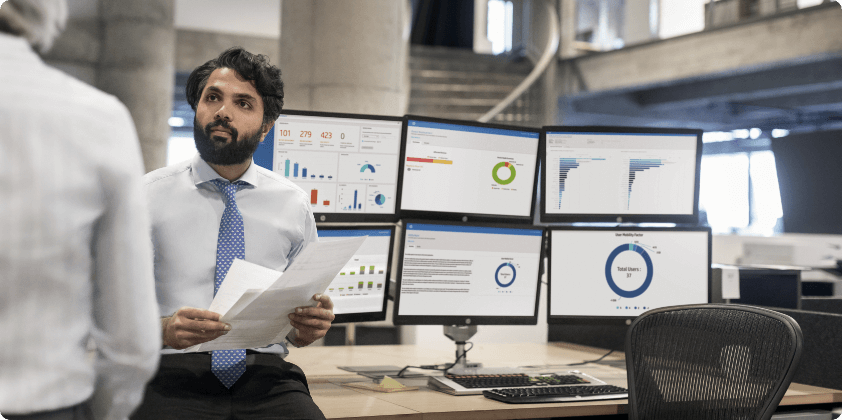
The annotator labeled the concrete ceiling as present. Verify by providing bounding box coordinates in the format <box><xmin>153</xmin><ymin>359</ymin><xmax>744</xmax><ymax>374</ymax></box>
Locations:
<box><xmin>557</xmin><ymin>3</ymin><xmax>842</xmax><ymax>134</ymax></box>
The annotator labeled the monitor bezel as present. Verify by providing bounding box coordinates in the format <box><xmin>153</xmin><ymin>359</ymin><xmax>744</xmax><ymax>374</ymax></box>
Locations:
<box><xmin>392</xmin><ymin>219</ymin><xmax>546</xmax><ymax>326</ymax></box>
<box><xmin>546</xmin><ymin>225</ymin><xmax>712</xmax><ymax>326</ymax></box>
<box><xmin>316</xmin><ymin>224</ymin><xmax>397</xmax><ymax>324</ymax></box>
<box><xmin>539</xmin><ymin>126</ymin><xmax>704</xmax><ymax>224</ymax></box>
<box><xmin>399</xmin><ymin>115</ymin><xmax>542</xmax><ymax>224</ymax></box>
<box><xmin>264</xmin><ymin>109</ymin><xmax>407</xmax><ymax>223</ymax></box>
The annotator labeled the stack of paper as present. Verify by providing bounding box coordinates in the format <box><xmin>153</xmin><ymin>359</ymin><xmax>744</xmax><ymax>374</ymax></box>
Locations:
<box><xmin>186</xmin><ymin>236</ymin><xmax>366</xmax><ymax>352</ymax></box>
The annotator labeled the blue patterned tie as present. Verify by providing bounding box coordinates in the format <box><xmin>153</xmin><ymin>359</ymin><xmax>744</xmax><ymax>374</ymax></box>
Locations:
<box><xmin>211</xmin><ymin>179</ymin><xmax>247</xmax><ymax>388</ymax></box>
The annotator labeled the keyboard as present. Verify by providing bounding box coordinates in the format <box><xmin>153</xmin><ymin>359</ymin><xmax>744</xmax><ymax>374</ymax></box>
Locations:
<box><xmin>448</xmin><ymin>373</ymin><xmax>588</xmax><ymax>389</ymax></box>
<box><xmin>427</xmin><ymin>371</ymin><xmax>602</xmax><ymax>396</ymax></box>
<box><xmin>483</xmin><ymin>384</ymin><xmax>629</xmax><ymax>404</ymax></box>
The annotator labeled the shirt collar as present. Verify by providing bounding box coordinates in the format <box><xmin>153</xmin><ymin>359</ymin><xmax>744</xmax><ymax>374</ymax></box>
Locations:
<box><xmin>190</xmin><ymin>153</ymin><xmax>259</xmax><ymax>188</ymax></box>
<box><xmin>0</xmin><ymin>33</ymin><xmax>40</xmax><ymax>65</ymax></box>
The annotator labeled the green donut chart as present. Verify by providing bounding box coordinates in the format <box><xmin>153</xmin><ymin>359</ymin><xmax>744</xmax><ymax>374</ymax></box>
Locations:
<box><xmin>492</xmin><ymin>161</ymin><xmax>516</xmax><ymax>185</ymax></box>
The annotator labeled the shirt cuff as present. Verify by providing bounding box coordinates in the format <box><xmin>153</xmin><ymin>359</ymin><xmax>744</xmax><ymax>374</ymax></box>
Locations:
<box><xmin>285</xmin><ymin>330</ymin><xmax>302</xmax><ymax>348</ymax></box>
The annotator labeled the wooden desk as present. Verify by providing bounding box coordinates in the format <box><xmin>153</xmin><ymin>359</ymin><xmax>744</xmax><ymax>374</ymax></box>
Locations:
<box><xmin>286</xmin><ymin>342</ymin><xmax>842</xmax><ymax>420</ymax></box>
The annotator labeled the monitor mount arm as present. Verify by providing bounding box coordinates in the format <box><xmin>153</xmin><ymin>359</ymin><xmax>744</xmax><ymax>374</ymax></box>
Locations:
<box><xmin>444</xmin><ymin>325</ymin><xmax>478</xmax><ymax>372</ymax></box>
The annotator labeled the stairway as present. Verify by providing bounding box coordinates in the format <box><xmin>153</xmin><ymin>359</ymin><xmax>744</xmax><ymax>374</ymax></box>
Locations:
<box><xmin>408</xmin><ymin>45</ymin><xmax>539</xmax><ymax>125</ymax></box>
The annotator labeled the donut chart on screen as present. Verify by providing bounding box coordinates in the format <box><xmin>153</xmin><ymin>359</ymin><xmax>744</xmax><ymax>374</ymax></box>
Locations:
<box><xmin>495</xmin><ymin>262</ymin><xmax>517</xmax><ymax>287</ymax></box>
<box><xmin>604</xmin><ymin>244</ymin><xmax>653</xmax><ymax>298</ymax></box>
<box><xmin>492</xmin><ymin>161</ymin><xmax>516</xmax><ymax>185</ymax></box>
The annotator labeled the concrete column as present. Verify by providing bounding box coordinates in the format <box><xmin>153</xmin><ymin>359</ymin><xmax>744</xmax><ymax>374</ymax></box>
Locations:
<box><xmin>558</xmin><ymin>0</ymin><xmax>577</xmax><ymax>59</ymax></box>
<box><xmin>41</xmin><ymin>0</ymin><xmax>100</xmax><ymax>86</ymax></box>
<box><xmin>524</xmin><ymin>0</ymin><xmax>559</xmax><ymax>125</ymax></box>
<box><xmin>556</xmin><ymin>0</ymin><xmax>582</xmax><ymax>124</ymax></box>
<box><xmin>281</xmin><ymin>0</ymin><xmax>410</xmax><ymax>115</ymax></box>
<box><xmin>473</xmin><ymin>0</ymin><xmax>493</xmax><ymax>54</ymax></box>
<box><xmin>623</xmin><ymin>0</ymin><xmax>654</xmax><ymax>47</ymax></box>
<box><xmin>97</xmin><ymin>0</ymin><xmax>175</xmax><ymax>172</ymax></box>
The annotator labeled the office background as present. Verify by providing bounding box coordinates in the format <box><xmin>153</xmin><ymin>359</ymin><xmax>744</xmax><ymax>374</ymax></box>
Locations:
<box><xmin>36</xmin><ymin>0</ymin><xmax>842</xmax><ymax>349</ymax></box>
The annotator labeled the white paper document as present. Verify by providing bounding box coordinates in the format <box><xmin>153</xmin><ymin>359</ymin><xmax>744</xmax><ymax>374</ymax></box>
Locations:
<box><xmin>185</xmin><ymin>236</ymin><xmax>366</xmax><ymax>352</ymax></box>
<box><xmin>721</xmin><ymin>267</ymin><xmax>741</xmax><ymax>300</ymax></box>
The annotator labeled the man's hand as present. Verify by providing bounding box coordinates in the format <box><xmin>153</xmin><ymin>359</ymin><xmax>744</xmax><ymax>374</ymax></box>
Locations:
<box><xmin>162</xmin><ymin>306</ymin><xmax>230</xmax><ymax>350</ymax></box>
<box><xmin>288</xmin><ymin>294</ymin><xmax>335</xmax><ymax>347</ymax></box>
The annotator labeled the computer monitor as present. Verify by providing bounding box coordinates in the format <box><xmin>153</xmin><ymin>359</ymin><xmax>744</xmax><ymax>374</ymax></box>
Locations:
<box><xmin>316</xmin><ymin>225</ymin><xmax>396</xmax><ymax>323</ymax></box>
<box><xmin>253</xmin><ymin>110</ymin><xmax>406</xmax><ymax>222</ymax></box>
<box><xmin>540</xmin><ymin>126</ymin><xmax>703</xmax><ymax>224</ymax></box>
<box><xmin>393</xmin><ymin>221</ymin><xmax>545</xmax><ymax>325</ymax></box>
<box><xmin>548</xmin><ymin>226</ymin><xmax>711</xmax><ymax>325</ymax></box>
<box><xmin>393</xmin><ymin>220</ymin><xmax>545</xmax><ymax>373</ymax></box>
<box><xmin>400</xmin><ymin>116</ymin><xmax>541</xmax><ymax>223</ymax></box>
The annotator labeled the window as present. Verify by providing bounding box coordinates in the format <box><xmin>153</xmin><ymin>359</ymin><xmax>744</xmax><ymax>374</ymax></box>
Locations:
<box><xmin>167</xmin><ymin>134</ymin><xmax>197</xmax><ymax>166</ymax></box>
<box><xmin>699</xmin><ymin>132</ymin><xmax>785</xmax><ymax>236</ymax></box>
<box><xmin>487</xmin><ymin>0</ymin><xmax>513</xmax><ymax>54</ymax></box>
<box><xmin>700</xmin><ymin>153</ymin><xmax>749</xmax><ymax>232</ymax></box>
<box><xmin>747</xmin><ymin>151</ymin><xmax>784</xmax><ymax>235</ymax></box>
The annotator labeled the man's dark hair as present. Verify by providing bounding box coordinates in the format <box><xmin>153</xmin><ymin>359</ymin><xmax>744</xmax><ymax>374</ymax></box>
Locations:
<box><xmin>185</xmin><ymin>47</ymin><xmax>284</xmax><ymax>126</ymax></box>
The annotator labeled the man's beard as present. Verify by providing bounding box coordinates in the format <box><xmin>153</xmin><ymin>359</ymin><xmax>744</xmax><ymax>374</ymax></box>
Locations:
<box><xmin>194</xmin><ymin>118</ymin><xmax>263</xmax><ymax>165</ymax></box>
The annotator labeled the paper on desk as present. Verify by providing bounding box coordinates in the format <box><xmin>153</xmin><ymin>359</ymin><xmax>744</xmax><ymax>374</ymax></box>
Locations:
<box><xmin>185</xmin><ymin>236</ymin><xmax>366</xmax><ymax>352</ymax></box>
<box><xmin>721</xmin><ymin>267</ymin><xmax>741</xmax><ymax>299</ymax></box>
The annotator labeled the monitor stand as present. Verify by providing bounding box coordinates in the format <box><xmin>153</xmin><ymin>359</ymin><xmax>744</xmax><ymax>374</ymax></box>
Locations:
<box><xmin>442</xmin><ymin>325</ymin><xmax>523</xmax><ymax>375</ymax></box>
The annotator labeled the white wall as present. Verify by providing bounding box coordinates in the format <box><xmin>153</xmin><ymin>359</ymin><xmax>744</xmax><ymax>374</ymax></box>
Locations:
<box><xmin>659</xmin><ymin>0</ymin><xmax>706</xmax><ymax>39</ymax></box>
<box><xmin>713</xmin><ymin>233</ymin><xmax>842</xmax><ymax>268</ymax></box>
<box><xmin>175</xmin><ymin>0</ymin><xmax>281</xmax><ymax>38</ymax></box>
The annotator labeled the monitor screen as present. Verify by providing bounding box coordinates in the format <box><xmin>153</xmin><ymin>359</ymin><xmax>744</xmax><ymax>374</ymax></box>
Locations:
<box><xmin>317</xmin><ymin>225</ymin><xmax>396</xmax><ymax>323</ymax></box>
<box><xmin>540</xmin><ymin>126</ymin><xmax>702</xmax><ymax>223</ymax></box>
<box><xmin>393</xmin><ymin>221</ymin><xmax>545</xmax><ymax>325</ymax></box>
<box><xmin>400</xmin><ymin>116</ymin><xmax>540</xmax><ymax>222</ymax></box>
<box><xmin>253</xmin><ymin>110</ymin><xmax>405</xmax><ymax>222</ymax></box>
<box><xmin>548</xmin><ymin>227</ymin><xmax>711</xmax><ymax>325</ymax></box>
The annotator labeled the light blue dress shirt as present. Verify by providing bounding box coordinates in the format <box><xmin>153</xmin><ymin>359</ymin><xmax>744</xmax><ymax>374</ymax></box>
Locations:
<box><xmin>143</xmin><ymin>153</ymin><xmax>318</xmax><ymax>356</ymax></box>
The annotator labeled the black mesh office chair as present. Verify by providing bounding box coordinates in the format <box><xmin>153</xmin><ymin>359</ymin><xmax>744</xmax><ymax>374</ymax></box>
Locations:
<box><xmin>625</xmin><ymin>304</ymin><xmax>803</xmax><ymax>420</ymax></box>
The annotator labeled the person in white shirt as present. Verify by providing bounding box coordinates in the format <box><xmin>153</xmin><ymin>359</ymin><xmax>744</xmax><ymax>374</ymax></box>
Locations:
<box><xmin>0</xmin><ymin>0</ymin><xmax>161</xmax><ymax>419</ymax></box>
<box><xmin>132</xmin><ymin>47</ymin><xmax>333</xmax><ymax>420</ymax></box>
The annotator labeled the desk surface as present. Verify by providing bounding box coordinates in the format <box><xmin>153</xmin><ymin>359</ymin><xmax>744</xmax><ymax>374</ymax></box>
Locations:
<box><xmin>287</xmin><ymin>342</ymin><xmax>842</xmax><ymax>420</ymax></box>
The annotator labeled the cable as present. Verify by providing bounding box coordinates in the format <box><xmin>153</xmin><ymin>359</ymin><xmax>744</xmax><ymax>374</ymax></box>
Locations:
<box><xmin>396</xmin><ymin>342</ymin><xmax>475</xmax><ymax>378</ymax></box>
<box><xmin>565</xmin><ymin>349</ymin><xmax>615</xmax><ymax>366</ymax></box>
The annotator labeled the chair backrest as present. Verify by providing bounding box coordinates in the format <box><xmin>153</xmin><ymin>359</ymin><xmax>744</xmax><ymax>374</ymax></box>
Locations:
<box><xmin>626</xmin><ymin>304</ymin><xmax>803</xmax><ymax>420</ymax></box>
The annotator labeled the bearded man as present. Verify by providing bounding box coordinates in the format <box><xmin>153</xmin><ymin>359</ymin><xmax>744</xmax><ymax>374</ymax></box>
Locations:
<box><xmin>134</xmin><ymin>47</ymin><xmax>332</xmax><ymax>420</ymax></box>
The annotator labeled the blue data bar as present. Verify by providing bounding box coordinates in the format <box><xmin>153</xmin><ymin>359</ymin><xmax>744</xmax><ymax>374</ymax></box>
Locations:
<box><xmin>547</xmin><ymin>132</ymin><xmax>697</xmax><ymax>137</ymax></box>
<box><xmin>408</xmin><ymin>120</ymin><xmax>539</xmax><ymax>139</ymax></box>
<box><xmin>318</xmin><ymin>229</ymin><xmax>392</xmax><ymax>238</ymax></box>
<box><xmin>406</xmin><ymin>223</ymin><xmax>543</xmax><ymax>236</ymax></box>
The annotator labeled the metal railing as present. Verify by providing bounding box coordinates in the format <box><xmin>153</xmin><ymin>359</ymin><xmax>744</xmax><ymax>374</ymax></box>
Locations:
<box><xmin>477</xmin><ymin>0</ymin><xmax>559</xmax><ymax>124</ymax></box>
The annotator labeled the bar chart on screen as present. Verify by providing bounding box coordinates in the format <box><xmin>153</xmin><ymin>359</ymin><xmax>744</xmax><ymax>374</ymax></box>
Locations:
<box><xmin>544</xmin><ymin>131</ymin><xmax>696</xmax><ymax>216</ymax></box>
<box><xmin>265</xmin><ymin>113</ymin><xmax>403</xmax><ymax>218</ymax></box>
<box><xmin>319</xmin><ymin>230</ymin><xmax>393</xmax><ymax>316</ymax></box>
<box><xmin>623</xmin><ymin>158</ymin><xmax>673</xmax><ymax>212</ymax></box>
<box><xmin>307</xmin><ymin>183</ymin><xmax>337</xmax><ymax>212</ymax></box>
<box><xmin>275</xmin><ymin>150</ymin><xmax>338</xmax><ymax>181</ymax></box>
<box><xmin>548</xmin><ymin>156</ymin><xmax>609</xmax><ymax>211</ymax></box>
<box><xmin>338</xmin><ymin>185</ymin><xmax>365</xmax><ymax>212</ymax></box>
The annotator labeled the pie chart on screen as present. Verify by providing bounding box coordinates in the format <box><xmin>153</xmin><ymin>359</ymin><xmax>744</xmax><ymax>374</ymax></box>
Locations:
<box><xmin>495</xmin><ymin>262</ymin><xmax>516</xmax><ymax>287</ymax></box>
